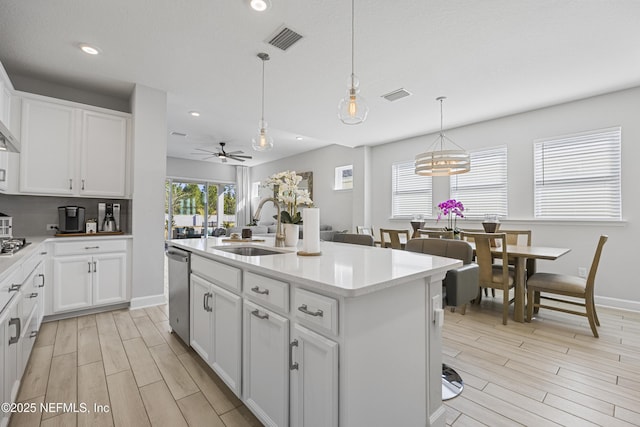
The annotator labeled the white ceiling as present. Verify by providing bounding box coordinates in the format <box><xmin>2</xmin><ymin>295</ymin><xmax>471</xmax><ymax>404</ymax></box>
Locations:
<box><xmin>1</xmin><ymin>0</ymin><xmax>639</xmax><ymax>167</ymax></box>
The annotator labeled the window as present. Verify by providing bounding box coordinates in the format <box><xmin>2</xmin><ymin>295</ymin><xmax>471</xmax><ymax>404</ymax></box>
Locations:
<box><xmin>334</xmin><ymin>165</ymin><xmax>353</xmax><ymax>190</ymax></box>
<box><xmin>391</xmin><ymin>161</ymin><xmax>432</xmax><ymax>218</ymax></box>
<box><xmin>534</xmin><ymin>127</ymin><xmax>621</xmax><ymax>219</ymax></box>
<box><xmin>165</xmin><ymin>179</ymin><xmax>237</xmax><ymax>239</ymax></box>
<box><xmin>450</xmin><ymin>146</ymin><xmax>508</xmax><ymax>219</ymax></box>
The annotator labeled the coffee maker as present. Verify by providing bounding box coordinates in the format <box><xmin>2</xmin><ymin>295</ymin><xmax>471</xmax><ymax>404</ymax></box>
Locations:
<box><xmin>98</xmin><ymin>203</ymin><xmax>121</xmax><ymax>232</ymax></box>
<box><xmin>58</xmin><ymin>206</ymin><xmax>86</xmax><ymax>233</ymax></box>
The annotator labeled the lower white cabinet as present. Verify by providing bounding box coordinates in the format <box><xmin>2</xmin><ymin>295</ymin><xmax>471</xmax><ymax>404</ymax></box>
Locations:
<box><xmin>290</xmin><ymin>323</ymin><xmax>339</xmax><ymax>427</ymax></box>
<box><xmin>52</xmin><ymin>250</ymin><xmax>127</xmax><ymax>313</ymax></box>
<box><xmin>243</xmin><ymin>299</ymin><xmax>289</xmax><ymax>427</ymax></box>
<box><xmin>3</xmin><ymin>301</ymin><xmax>20</xmax><ymax>422</ymax></box>
<box><xmin>190</xmin><ymin>274</ymin><xmax>242</xmax><ymax>395</ymax></box>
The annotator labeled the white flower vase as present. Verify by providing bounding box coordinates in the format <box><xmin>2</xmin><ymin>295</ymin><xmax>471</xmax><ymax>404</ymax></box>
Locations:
<box><xmin>283</xmin><ymin>224</ymin><xmax>299</xmax><ymax>247</ymax></box>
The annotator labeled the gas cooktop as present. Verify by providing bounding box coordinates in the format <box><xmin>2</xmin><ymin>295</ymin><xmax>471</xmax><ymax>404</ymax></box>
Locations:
<box><xmin>0</xmin><ymin>238</ymin><xmax>30</xmax><ymax>256</ymax></box>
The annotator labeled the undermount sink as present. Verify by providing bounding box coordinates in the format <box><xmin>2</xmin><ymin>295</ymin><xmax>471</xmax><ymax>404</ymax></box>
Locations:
<box><xmin>214</xmin><ymin>246</ymin><xmax>285</xmax><ymax>256</ymax></box>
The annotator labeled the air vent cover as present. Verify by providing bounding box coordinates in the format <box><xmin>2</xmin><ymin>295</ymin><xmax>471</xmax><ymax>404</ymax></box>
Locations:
<box><xmin>381</xmin><ymin>88</ymin><xmax>412</xmax><ymax>102</ymax></box>
<box><xmin>267</xmin><ymin>26</ymin><xmax>303</xmax><ymax>51</ymax></box>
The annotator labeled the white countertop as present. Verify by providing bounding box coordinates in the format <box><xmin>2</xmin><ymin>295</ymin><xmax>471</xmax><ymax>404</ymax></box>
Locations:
<box><xmin>0</xmin><ymin>234</ymin><xmax>133</xmax><ymax>282</ymax></box>
<box><xmin>168</xmin><ymin>237</ymin><xmax>462</xmax><ymax>297</ymax></box>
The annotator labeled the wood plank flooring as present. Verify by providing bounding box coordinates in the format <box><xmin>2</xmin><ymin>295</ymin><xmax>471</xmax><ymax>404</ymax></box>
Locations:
<box><xmin>9</xmin><ymin>297</ymin><xmax>640</xmax><ymax>426</ymax></box>
<box><xmin>443</xmin><ymin>295</ymin><xmax>640</xmax><ymax>426</ymax></box>
<box><xmin>9</xmin><ymin>305</ymin><xmax>262</xmax><ymax>427</ymax></box>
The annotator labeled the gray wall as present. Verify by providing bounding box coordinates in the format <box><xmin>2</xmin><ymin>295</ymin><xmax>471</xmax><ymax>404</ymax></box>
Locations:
<box><xmin>0</xmin><ymin>194</ymin><xmax>130</xmax><ymax>236</ymax></box>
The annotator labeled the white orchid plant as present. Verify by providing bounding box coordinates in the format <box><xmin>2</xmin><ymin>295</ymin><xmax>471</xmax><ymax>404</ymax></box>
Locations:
<box><xmin>263</xmin><ymin>170</ymin><xmax>314</xmax><ymax>224</ymax></box>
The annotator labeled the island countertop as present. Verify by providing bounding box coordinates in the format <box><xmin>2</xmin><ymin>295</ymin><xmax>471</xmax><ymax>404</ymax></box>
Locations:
<box><xmin>168</xmin><ymin>236</ymin><xmax>462</xmax><ymax>297</ymax></box>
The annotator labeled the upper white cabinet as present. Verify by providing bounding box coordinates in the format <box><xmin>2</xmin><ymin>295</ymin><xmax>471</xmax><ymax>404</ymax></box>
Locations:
<box><xmin>19</xmin><ymin>95</ymin><xmax>130</xmax><ymax>197</ymax></box>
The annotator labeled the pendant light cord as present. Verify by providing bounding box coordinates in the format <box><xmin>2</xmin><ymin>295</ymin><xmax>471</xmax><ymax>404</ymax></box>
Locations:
<box><xmin>261</xmin><ymin>58</ymin><xmax>265</xmax><ymax>122</ymax></box>
<box><xmin>350</xmin><ymin>0</ymin><xmax>355</xmax><ymax>86</ymax></box>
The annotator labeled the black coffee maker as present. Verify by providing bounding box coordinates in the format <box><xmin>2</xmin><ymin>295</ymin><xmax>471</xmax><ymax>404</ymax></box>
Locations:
<box><xmin>58</xmin><ymin>206</ymin><xmax>86</xmax><ymax>233</ymax></box>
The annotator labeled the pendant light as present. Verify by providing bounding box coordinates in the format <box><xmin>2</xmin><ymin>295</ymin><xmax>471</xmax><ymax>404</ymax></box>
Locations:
<box><xmin>252</xmin><ymin>52</ymin><xmax>274</xmax><ymax>152</ymax></box>
<box><xmin>415</xmin><ymin>97</ymin><xmax>470</xmax><ymax>176</ymax></box>
<box><xmin>338</xmin><ymin>0</ymin><xmax>368</xmax><ymax>125</ymax></box>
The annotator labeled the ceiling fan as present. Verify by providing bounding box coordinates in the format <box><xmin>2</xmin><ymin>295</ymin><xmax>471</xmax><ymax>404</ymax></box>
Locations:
<box><xmin>191</xmin><ymin>142</ymin><xmax>252</xmax><ymax>163</ymax></box>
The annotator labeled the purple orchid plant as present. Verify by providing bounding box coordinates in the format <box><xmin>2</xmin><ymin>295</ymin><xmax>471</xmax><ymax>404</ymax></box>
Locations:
<box><xmin>436</xmin><ymin>199</ymin><xmax>465</xmax><ymax>232</ymax></box>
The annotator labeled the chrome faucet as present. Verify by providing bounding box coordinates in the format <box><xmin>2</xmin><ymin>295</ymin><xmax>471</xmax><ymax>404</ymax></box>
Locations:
<box><xmin>254</xmin><ymin>197</ymin><xmax>285</xmax><ymax>247</ymax></box>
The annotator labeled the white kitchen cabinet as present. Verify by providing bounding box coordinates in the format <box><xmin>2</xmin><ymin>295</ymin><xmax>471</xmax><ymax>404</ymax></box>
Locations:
<box><xmin>3</xmin><ymin>301</ymin><xmax>20</xmax><ymax>414</ymax></box>
<box><xmin>19</xmin><ymin>95</ymin><xmax>130</xmax><ymax>197</ymax></box>
<box><xmin>190</xmin><ymin>273</ymin><xmax>242</xmax><ymax>396</ymax></box>
<box><xmin>0</xmin><ymin>151</ymin><xmax>7</xmax><ymax>192</ymax></box>
<box><xmin>0</xmin><ymin>311</ymin><xmax>5</xmax><ymax>427</ymax></box>
<box><xmin>0</xmin><ymin>71</ymin><xmax>11</xmax><ymax>128</ymax></box>
<box><xmin>51</xmin><ymin>239</ymin><xmax>128</xmax><ymax>313</ymax></box>
<box><xmin>290</xmin><ymin>323</ymin><xmax>338</xmax><ymax>427</ymax></box>
<box><xmin>243</xmin><ymin>299</ymin><xmax>289</xmax><ymax>427</ymax></box>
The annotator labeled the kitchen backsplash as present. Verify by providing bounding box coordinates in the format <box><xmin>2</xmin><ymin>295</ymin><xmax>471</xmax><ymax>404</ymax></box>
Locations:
<box><xmin>0</xmin><ymin>194</ymin><xmax>131</xmax><ymax>236</ymax></box>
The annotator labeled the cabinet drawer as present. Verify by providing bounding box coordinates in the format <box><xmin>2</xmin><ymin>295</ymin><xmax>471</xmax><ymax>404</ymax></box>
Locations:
<box><xmin>53</xmin><ymin>239</ymin><xmax>127</xmax><ymax>256</ymax></box>
<box><xmin>191</xmin><ymin>256</ymin><xmax>241</xmax><ymax>293</ymax></box>
<box><xmin>1</xmin><ymin>267</ymin><xmax>23</xmax><ymax>314</ymax></box>
<box><xmin>293</xmin><ymin>288</ymin><xmax>338</xmax><ymax>336</ymax></box>
<box><xmin>22</xmin><ymin>248</ymin><xmax>45</xmax><ymax>277</ymax></box>
<box><xmin>244</xmin><ymin>272</ymin><xmax>289</xmax><ymax>314</ymax></box>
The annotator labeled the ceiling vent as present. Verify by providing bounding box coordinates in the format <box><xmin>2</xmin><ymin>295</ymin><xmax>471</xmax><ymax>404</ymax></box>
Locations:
<box><xmin>381</xmin><ymin>88</ymin><xmax>412</xmax><ymax>102</ymax></box>
<box><xmin>266</xmin><ymin>26</ymin><xmax>303</xmax><ymax>51</ymax></box>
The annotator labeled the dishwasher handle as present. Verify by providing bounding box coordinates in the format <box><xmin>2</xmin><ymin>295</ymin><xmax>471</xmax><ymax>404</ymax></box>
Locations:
<box><xmin>166</xmin><ymin>250</ymin><xmax>189</xmax><ymax>263</ymax></box>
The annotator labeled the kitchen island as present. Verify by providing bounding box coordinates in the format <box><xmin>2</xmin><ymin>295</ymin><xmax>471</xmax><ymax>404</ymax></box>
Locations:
<box><xmin>168</xmin><ymin>237</ymin><xmax>461</xmax><ymax>427</ymax></box>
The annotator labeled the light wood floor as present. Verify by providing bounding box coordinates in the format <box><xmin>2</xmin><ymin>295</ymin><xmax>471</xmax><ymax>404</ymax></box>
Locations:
<box><xmin>9</xmin><ymin>297</ymin><xmax>640</xmax><ymax>427</ymax></box>
<box><xmin>443</xmin><ymin>295</ymin><xmax>640</xmax><ymax>426</ymax></box>
<box><xmin>9</xmin><ymin>305</ymin><xmax>262</xmax><ymax>427</ymax></box>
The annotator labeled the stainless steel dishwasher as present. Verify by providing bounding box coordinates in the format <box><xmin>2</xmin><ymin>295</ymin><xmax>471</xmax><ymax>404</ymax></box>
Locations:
<box><xmin>166</xmin><ymin>246</ymin><xmax>190</xmax><ymax>345</ymax></box>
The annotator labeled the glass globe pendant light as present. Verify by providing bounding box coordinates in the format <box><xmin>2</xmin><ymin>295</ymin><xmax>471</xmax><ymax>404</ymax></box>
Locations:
<box><xmin>338</xmin><ymin>0</ymin><xmax>368</xmax><ymax>125</ymax></box>
<box><xmin>415</xmin><ymin>97</ymin><xmax>470</xmax><ymax>176</ymax></box>
<box><xmin>252</xmin><ymin>53</ymin><xmax>274</xmax><ymax>151</ymax></box>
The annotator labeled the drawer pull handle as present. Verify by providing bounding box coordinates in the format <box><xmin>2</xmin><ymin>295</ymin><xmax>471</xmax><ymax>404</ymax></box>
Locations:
<box><xmin>251</xmin><ymin>286</ymin><xmax>269</xmax><ymax>295</ymax></box>
<box><xmin>9</xmin><ymin>284</ymin><xmax>21</xmax><ymax>292</ymax></box>
<box><xmin>93</xmin><ymin>261</ymin><xmax>97</xmax><ymax>273</ymax></box>
<box><xmin>298</xmin><ymin>304</ymin><xmax>323</xmax><ymax>317</ymax></box>
<box><xmin>30</xmin><ymin>330</ymin><xmax>38</xmax><ymax>338</ymax></box>
<box><xmin>85</xmin><ymin>246</ymin><xmax>100</xmax><ymax>250</ymax></box>
<box><xmin>251</xmin><ymin>309</ymin><xmax>269</xmax><ymax>320</ymax></box>
<box><xmin>69</xmin><ymin>178</ymin><xmax>73</xmax><ymax>190</ymax></box>
<box><xmin>8</xmin><ymin>318</ymin><xmax>20</xmax><ymax>345</ymax></box>
<box><xmin>81</xmin><ymin>179</ymin><xmax>85</xmax><ymax>190</ymax></box>
<box><xmin>88</xmin><ymin>262</ymin><xmax>92</xmax><ymax>273</ymax></box>
<box><xmin>29</xmin><ymin>292</ymin><xmax>38</xmax><ymax>298</ymax></box>
<box><xmin>289</xmin><ymin>339</ymin><xmax>299</xmax><ymax>370</ymax></box>
<box><xmin>40</xmin><ymin>251</ymin><xmax>48</xmax><ymax>255</ymax></box>
<box><xmin>204</xmin><ymin>292</ymin><xmax>213</xmax><ymax>312</ymax></box>
<box><xmin>38</xmin><ymin>273</ymin><xmax>45</xmax><ymax>288</ymax></box>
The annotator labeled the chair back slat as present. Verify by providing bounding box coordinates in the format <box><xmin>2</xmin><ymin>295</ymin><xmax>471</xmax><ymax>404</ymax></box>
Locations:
<box><xmin>586</xmin><ymin>235</ymin><xmax>608</xmax><ymax>293</ymax></box>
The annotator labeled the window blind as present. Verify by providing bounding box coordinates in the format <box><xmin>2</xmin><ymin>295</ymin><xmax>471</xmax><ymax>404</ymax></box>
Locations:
<box><xmin>450</xmin><ymin>146</ymin><xmax>508</xmax><ymax>218</ymax></box>
<box><xmin>392</xmin><ymin>161</ymin><xmax>432</xmax><ymax>218</ymax></box>
<box><xmin>534</xmin><ymin>127</ymin><xmax>621</xmax><ymax>219</ymax></box>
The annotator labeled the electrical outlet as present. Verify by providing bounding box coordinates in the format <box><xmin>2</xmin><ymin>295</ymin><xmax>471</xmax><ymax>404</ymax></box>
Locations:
<box><xmin>46</xmin><ymin>224</ymin><xmax>58</xmax><ymax>231</ymax></box>
<box><xmin>578</xmin><ymin>267</ymin><xmax>587</xmax><ymax>278</ymax></box>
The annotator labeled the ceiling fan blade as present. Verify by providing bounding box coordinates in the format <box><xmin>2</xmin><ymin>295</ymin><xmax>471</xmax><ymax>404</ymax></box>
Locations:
<box><xmin>225</xmin><ymin>150</ymin><xmax>243</xmax><ymax>155</ymax></box>
<box><xmin>230</xmin><ymin>155</ymin><xmax>252</xmax><ymax>159</ymax></box>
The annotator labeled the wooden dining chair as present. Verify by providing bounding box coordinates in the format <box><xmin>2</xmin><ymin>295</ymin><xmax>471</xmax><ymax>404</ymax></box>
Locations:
<box><xmin>379</xmin><ymin>229</ymin><xmax>410</xmax><ymax>250</ymax></box>
<box><xmin>418</xmin><ymin>228</ymin><xmax>455</xmax><ymax>239</ymax></box>
<box><xmin>356</xmin><ymin>226</ymin><xmax>380</xmax><ymax>246</ymax></box>
<box><xmin>461</xmin><ymin>231</ymin><xmax>515</xmax><ymax>325</ymax></box>
<box><xmin>527</xmin><ymin>235</ymin><xmax>608</xmax><ymax>337</ymax></box>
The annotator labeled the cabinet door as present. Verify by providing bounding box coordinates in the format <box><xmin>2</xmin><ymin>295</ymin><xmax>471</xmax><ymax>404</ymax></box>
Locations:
<box><xmin>190</xmin><ymin>275</ymin><xmax>212</xmax><ymax>362</ymax></box>
<box><xmin>290</xmin><ymin>324</ymin><xmax>339</xmax><ymax>427</ymax></box>
<box><xmin>20</xmin><ymin>98</ymin><xmax>77</xmax><ymax>195</ymax></box>
<box><xmin>4</xmin><ymin>303</ymin><xmax>20</xmax><ymax>407</ymax></box>
<box><xmin>80</xmin><ymin>110</ymin><xmax>128</xmax><ymax>197</ymax></box>
<box><xmin>93</xmin><ymin>252</ymin><xmax>127</xmax><ymax>306</ymax></box>
<box><xmin>0</xmin><ymin>151</ymin><xmax>7</xmax><ymax>192</ymax></box>
<box><xmin>210</xmin><ymin>283</ymin><xmax>242</xmax><ymax>396</ymax></box>
<box><xmin>0</xmin><ymin>312</ymin><xmax>5</xmax><ymax>425</ymax></box>
<box><xmin>243</xmin><ymin>300</ymin><xmax>289</xmax><ymax>427</ymax></box>
<box><xmin>52</xmin><ymin>255</ymin><xmax>92</xmax><ymax>312</ymax></box>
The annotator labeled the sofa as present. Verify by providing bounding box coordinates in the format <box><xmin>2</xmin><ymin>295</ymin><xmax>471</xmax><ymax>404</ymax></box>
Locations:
<box><xmin>226</xmin><ymin>222</ymin><xmax>337</xmax><ymax>241</ymax></box>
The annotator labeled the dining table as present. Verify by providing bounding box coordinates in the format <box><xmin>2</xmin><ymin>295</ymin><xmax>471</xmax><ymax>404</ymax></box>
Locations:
<box><xmin>469</xmin><ymin>242</ymin><xmax>571</xmax><ymax>322</ymax></box>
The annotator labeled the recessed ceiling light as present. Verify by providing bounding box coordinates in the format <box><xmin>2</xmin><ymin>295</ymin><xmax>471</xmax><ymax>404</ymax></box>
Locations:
<box><xmin>189</xmin><ymin>111</ymin><xmax>200</xmax><ymax>117</ymax></box>
<box><xmin>250</xmin><ymin>0</ymin><xmax>271</xmax><ymax>12</ymax></box>
<box><xmin>296</xmin><ymin>136</ymin><xmax>303</xmax><ymax>141</ymax></box>
<box><xmin>79</xmin><ymin>43</ymin><xmax>100</xmax><ymax>55</ymax></box>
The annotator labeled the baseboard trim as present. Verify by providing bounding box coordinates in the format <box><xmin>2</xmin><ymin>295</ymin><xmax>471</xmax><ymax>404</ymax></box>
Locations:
<box><xmin>596</xmin><ymin>296</ymin><xmax>640</xmax><ymax>313</ymax></box>
<box><xmin>129</xmin><ymin>294</ymin><xmax>167</xmax><ymax>309</ymax></box>
<box><xmin>43</xmin><ymin>302</ymin><xmax>130</xmax><ymax>322</ymax></box>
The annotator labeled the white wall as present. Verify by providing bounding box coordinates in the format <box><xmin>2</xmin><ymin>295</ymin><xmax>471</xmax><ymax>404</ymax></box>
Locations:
<box><xmin>250</xmin><ymin>144</ymin><xmax>363</xmax><ymax>232</ymax></box>
<box><xmin>371</xmin><ymin>86</ymin><xmax>640</xmax><ymax>309</ymax></box>
<box><xmin>166</xmin><ymin>156</ymin><xmax>236</xmax><ymax>183</ymax></box>
<box><xmin>130</xmin><ymin>84</ymin><xmax>167</xmax><ymax>307</ymax></box>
